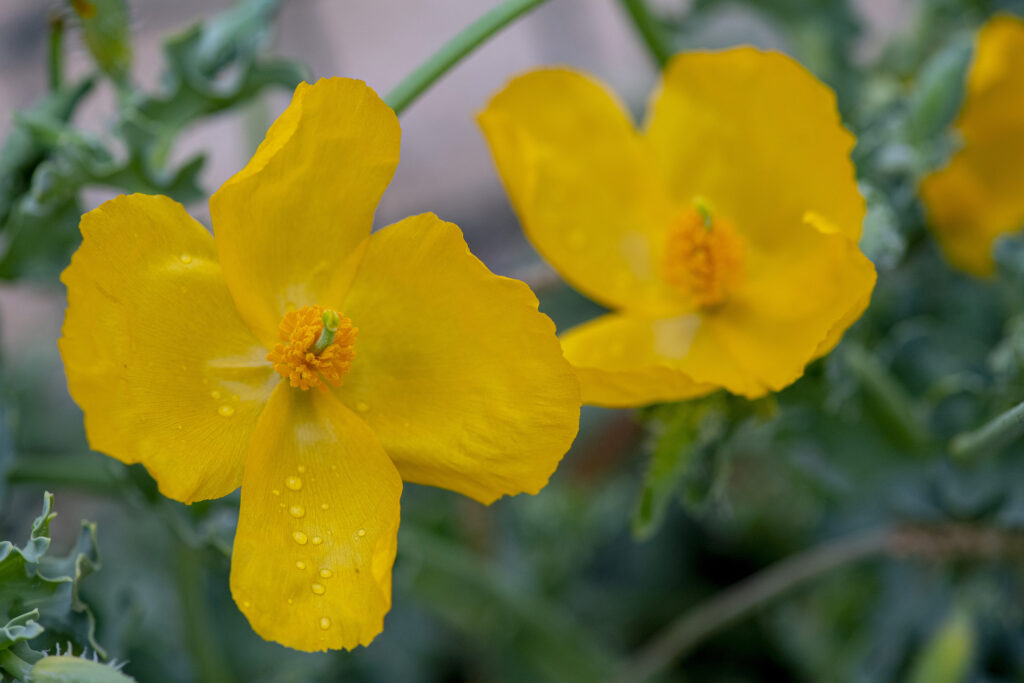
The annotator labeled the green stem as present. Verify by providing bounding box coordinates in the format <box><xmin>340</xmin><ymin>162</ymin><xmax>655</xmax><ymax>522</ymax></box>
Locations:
<box><xmin>611</xmin><ymin>528</ymin><xmax>892</xmax><ymax>683</ymax></box>
<box><xmin>844</xmin><ymin>345</ymin><xmax>930</xmax><ymax>449</ymax></box>
<box><xmin>385</xmin><ymin>0</ymin><xmax>552</xmax><ymax>115</ymax></box>
<box><xmin>0</xmin><ymin>648</ymin><xmax>34</xmax><ymax>680</ymax></box>
<box><xmin>618</xmin><ymin>0</ymin><xmax>673</xmax><ymax>68</ymax></box>
<box><xmin>47</xmin><ymin>12</ymin><xmax>65</xmax><ymax>91</ymax></box>
<box><xmin>175</xmin><ymin>542</ymin><xmax>236</xmax><ymax>683</ymax></box>
<box><xmin>951</xmin><ymin>399</ymin><xmax>1024</xmax><ymax>460</ymax></box>
<box><xmin>7</xmin><ymin>452</ymin><xmax>127</xmax><ymax>496</ymax></box>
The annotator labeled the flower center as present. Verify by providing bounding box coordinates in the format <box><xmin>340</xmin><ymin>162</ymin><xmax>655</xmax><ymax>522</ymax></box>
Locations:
<box><xmin>267</xmin><ymin>305</ymin><xmax>357</xmax><ymax>391</ymax></box>
<box><xmin>661</xmin><ymin>203</ymin><xmax>746</xmax><ymax>309</ymax></box>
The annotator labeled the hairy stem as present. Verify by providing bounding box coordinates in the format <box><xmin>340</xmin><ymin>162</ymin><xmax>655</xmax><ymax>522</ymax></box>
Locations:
<box><xmin>951</xmin><ymin>399</ymin><xmax>1024</xmax><ymax>460</ymax></box>
<box><xmin>613</xmin><ymin>523</ymin><xmax>1024</xmax><ymax>682</ymax></box>
<box><xmin>385</xmin><ymin>0</ymin><xmax>551</xmax><ymax>115</ymax></box>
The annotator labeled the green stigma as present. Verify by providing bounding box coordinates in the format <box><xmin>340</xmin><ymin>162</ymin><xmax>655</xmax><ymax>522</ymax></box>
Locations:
<box><xmin>693</xmin><ymin>197</ymin><xmax>713</xmax><ymax>230</ymax></box>
<box><xmin>311</xmin><ymin>310</ymin><xmax>342</xmax><ymax>355</ymax></box>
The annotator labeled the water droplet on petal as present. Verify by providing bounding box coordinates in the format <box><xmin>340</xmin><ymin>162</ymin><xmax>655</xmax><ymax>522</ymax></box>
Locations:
<box><xmin>319</xmin><ymin>568</ymin><xmax>332</xmax><ymax>578</ymax></box>
<box><xmin>311</xmin><ymin>583</ymin><xmax>325</xmax><ymax>595</ymax></box>
<box><xmin>297</xmin><ymin>465</ymin><xmax>307</xmax><ymax>474</ymax></box>
<box><xmin>311</xmin><ymin>536</ymin><xmax>323</xmax><ymax>545</ymax></box>
<box><xmin>356</xmin><ymin>401</ymin><xmax>369</xmax><ymax>412</ymax></box>
<box><xmin>292</xmin><ymin>531</ymin><xmax>308</xmax><ymax>545</ymax></box>
<box><xmin>319</xmin><ymin>617</ymin><xmax>331</xmax><ymax>630</ymax></box>
<box><xmin>210</xmin><ymin>390</ymin><xmax>221</xmax><ymax>400</ymax></box>
<box><xmin>242</xmin><ymin>599</ymin><xmax>251</xmax><ymax>608</ymax></box>
<box><xmin>320</xmin><ymin>503</ymin><xmax>329</xmax><ymax>510</ymax></box>
<box><xmin>272</xmin><ymin>489</ymin><xmax>280</xmax><ymax>496</ymax></box>
<box><xmin>218</xmin><ymin>405</ymin><xmax>234</xmax><ymax>417</ymax></box>
<box><xmin>285</xmin><ymin>476</ymin><xmax>302</xmax><ymax>491</ymax></box>
<box><xmin>179</xmin><ymin>253</ymin><xmax>192</xmax><ymax>264</ymax></box>
<box><xmin>295</xmin><ymin>560</ymin><xmax>306</xmax><ymax>570</ymax></box>
<box><xmin>357</xmin><ymin>528</ymin><xmax>366</xmax><ymax>537</ymax></box>
<box><xmin>289</xmin><ymin>505</ymin><xmax>305</xmax><ymax>519</ymax></box>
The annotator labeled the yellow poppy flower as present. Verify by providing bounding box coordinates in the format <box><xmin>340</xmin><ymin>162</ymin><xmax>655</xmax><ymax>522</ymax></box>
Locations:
<box><xmin>920</xmin><ymin>14</ymin><xmax>1024</xmax><ymax>277</ymax></box>
<box><xmin>478</xmin><ymin>48</ymin><xmax>877</xmax><ymax>407</ymax></box>
<box><xmin>59</xmin><ymin>78</ymin><xmax>580</xmax><ymax>651</ymax></box>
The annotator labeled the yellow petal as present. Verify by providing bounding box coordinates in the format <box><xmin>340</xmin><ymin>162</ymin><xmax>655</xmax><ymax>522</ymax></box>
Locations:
<box><xmin>560</xmin><ymin>313</ymin><xmax>747</xmax><ymax>407</ymax></box>
<box><xmin>333</xmin><ymin>213</ymin><xmax>580</xmax><ymax>504</ymax></box>
<box><xmin>706</xmin><ymin>218</ymin><xmax>877</xmax><ymax>392</ymax></box>
<box><xmin>210</xmin><ymin>78</ymin><xmax>401</xmax><ymax>346</ymax></box>
<box><xmin>231</xmin><ymin>384</ymin><xmax>402</xmax><ymax>652</ymax></box>
<box><xmin>645</xmin><ymin>48</ymin><xmax>864</xmax><ymax>249</ymax></box>
<box><xmin>920</xmin><ymin>15</ymin><xmax>1024</xmax><ymax>277</ymax></box>
<box><xmin>562</xmin><ymin>218</ymin><xmax>875</xmax><ymax>406</ymax></box>
<box><xmin>59</xmin><ymin>194</ymin><xmax>275</xmax><ymax>503</ymax></box>
<box><xmin>478</xmin><ymin>68</ymin><xmax>680</xmax><ymax>315</ymax></box>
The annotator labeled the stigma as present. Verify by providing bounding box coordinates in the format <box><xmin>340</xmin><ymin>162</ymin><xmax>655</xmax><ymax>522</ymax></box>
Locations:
<box><xmin>661</xmin><ymin>203</ymin><xmax>746</xmax><ymax>309</ymax></box>
<box><xmin>267</xmin><ymin>306</ymin><xmax>357</xmax><ymax>391</ymax></box>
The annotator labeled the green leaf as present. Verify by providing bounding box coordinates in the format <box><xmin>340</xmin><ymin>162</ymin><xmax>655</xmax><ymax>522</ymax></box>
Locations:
<box><xmin>906</xmin><ymin>34</ymin><xmax>973</xmax><ymax>150</ymax></box>
<box><xmin>907</xmin><ymin>605</ymin><xmax>974</xmax><ymax>683</ymax></box>
<box><xmin>0</xmin><ymin>611</ymin><xmax>43</xmax><ymax>651</ymax></box>
<box><xmin>0</xmin><ymin>493</ymin><xmax>104</xmax><ymax>658</ymax></box>
<box><xmin>633</xmin><ymin>394</ymin><xmax>734</xmax><ymax>539</ymax></box>
<box><xmin>0</xmin><ymin>78</ymin><xmax>93</xmax><ymax>225</ymax></box>
<box><xmin>69</xmin><ymin>0</ymin><xmax>133</xmax><ymax>82</ymax></box>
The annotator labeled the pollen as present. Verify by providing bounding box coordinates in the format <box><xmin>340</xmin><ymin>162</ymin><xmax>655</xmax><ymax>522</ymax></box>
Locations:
<box><xmin>267</xmin><ymin>305</ymin><xmax>357</xmax><ymax>391</ymax></box>
<box><xmin>661</xmin><ymin>205</ymin><xmax>746</xmax><ymax>308</ymax></box>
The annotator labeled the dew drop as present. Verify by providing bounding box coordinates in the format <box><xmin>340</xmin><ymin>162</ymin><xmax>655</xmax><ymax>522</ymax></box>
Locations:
<box><xmin>242</xmin><ymin>599</ymin><xmax>251</xmax><ymax>608</ymax></box>
<box><xmin>210</xmin><ymin>390</ymin><xmax>221</xmax><ymax>400</ymax></box>
<box><xmin>330</xmin><ymin>465</ymin><xmax>337</xmax><ymax>471</ymax></box>
<box><xmin>356</xmin><ymin>401</ymin><xmax>370</xmax><ymax>413</ymax></box>
<box><xmin>319</xmin><ymin>617</ymin><xmax>331</xmax><ymax>630</ymax></box>
<box><xmin>292</xmin><ymin>531</ymin><xmax>308</xmax><ymax>545</ymax></box>
<box><xmin>319</xmin><ymin>568</ymin><xmax>333</xmax><ymax>578</ymax></box>
<box><xmin>357</xmin><ymin>528</ymin><xmax>366</xmax><ymax>538</ymax></box>
<box><xmin>287</xmin><ymin>598</ymin><xmax>293</xmax><ymax>605</ymax></box>
<box><xmin>175</xmin><ymin>424</ymin><xmax>183</xmax><ymax>430</ymax></box>
<box><xmin>272</xmin><ymin>489</ymin><xmax>280</xmax><ymax>496</ymax></box>
<box><xmin>289</xmin><ymin>505</ymin><xmax>305</xmax><ymax>519</ymax></box>
<box><xmin>285</xmin><ymin>476</ymin><xmax>302</xmax><ymax>491</ymax></box>
<box><xmin>311</xmin><ymin>536</ymin><xmax>323</xmax><ymax>545</ymax></box>
<box><xmin>218</xmin><ymin>405</ymin><xmax>235</xmax><ymax>417</ymax></box>
<box><xmin>320</xmin><ymin>503</ymin><xmax>329</xmax><ymax>510</ymax></box>
<box><xmin>295</xmin><ymin>560</ymin><xmax>306</xmax><ymax>570</ymax></box>
<box><xmin>311</xmin><ymin>583</ymin><xmax>325</xmax><ymax>595</ymax></box>
<box><xmin>297</xmin><ymin>465</ymin><xmax>307</xmax><ymax>474</ymax></box>
<box><xmin>179</xmin><ymin>253</ymin><xmax>192</xmax><ymax>264</ymax></box>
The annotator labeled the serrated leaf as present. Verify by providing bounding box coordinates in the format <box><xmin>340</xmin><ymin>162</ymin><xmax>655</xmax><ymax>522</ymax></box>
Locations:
<box><xmin>0</xmin><ymin>611</ymin><xmax>43</xmax><ymax>651</ymax></box>
<box><xmin>0</xmin><ymin>78</ymin><xmax>93</xmax><ymax>225</ymax></box>
<box><xmin>0</xmin><ymin>493</ymin><xmax>103</xmax><ymax>657</ymax></box>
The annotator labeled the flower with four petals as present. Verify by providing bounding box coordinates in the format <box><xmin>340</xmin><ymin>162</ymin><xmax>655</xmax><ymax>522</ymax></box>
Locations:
<box><xmin>59</xmin><ymin>78</ymin><xmax>580</xmax><ymax>651</ymax></box>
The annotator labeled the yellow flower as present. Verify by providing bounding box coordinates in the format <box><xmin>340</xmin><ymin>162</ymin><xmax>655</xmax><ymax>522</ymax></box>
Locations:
<box><xmin>920</xmin><ymin>14</ymin><xmax>1024</xmax><ymax>277</ymax></box>
<box><xmin>478</xmin><ymin>48</ymin><xmax>877</xmax><ymax>407</ymax></box>
<box><xmin>59</xmin><ymin>78</ymin><xmax>580</xmax><ymax>651</ymax></box>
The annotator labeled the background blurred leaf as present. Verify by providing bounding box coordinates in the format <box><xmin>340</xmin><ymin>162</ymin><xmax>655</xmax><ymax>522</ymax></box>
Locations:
<box><xmin>907</xmin><ymin>604</ymin><xmax>975</xmax><ymax>683</ymax></box>
<box><xmin>68</xmin><ymin>0</ymin><xmax>132</xmax><ymax>83</ymax></box>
